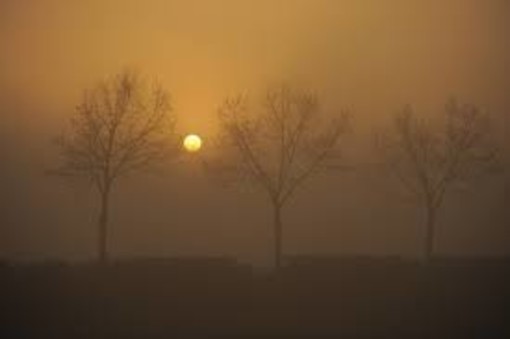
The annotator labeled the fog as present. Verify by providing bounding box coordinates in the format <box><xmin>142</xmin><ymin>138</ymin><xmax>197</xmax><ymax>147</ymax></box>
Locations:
<box><xmin>0</xmin><ymin>0</ymin><xmax>509</xmax><ymax>264</ymax></box>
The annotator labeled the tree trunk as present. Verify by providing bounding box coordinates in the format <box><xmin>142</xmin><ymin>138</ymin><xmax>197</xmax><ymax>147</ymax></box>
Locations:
<box><xmin>98</xmin><ymin>187</ymin><xmax>110</xmax><ymax>264</ymax></box>
<box><xmin>424</xmin><ymin>203</ymin><xmax>436</xmax><ymax>264</ymax></box>
<box><xmin>273</xmin><ymin>203</ymin><xmax>283</xmax><ymax>272</ymax></box>
<box><xmin>423</xmin><ymin>201</ymin><xmax>438</xmax><ymax>338</ymax></box>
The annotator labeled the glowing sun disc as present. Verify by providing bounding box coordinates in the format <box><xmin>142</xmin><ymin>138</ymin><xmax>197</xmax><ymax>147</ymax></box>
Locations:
<box><xmin>183</xmin><ymin>134</ymin><xmax>202</xmax><ymax>152</ymax></box>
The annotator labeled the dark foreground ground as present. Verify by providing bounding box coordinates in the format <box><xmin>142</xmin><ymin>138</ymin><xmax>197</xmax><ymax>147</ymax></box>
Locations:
<box><xmin>1</xmin><ymin>256</ymin><xmax>509</xmax><ymax>338</ymax></box>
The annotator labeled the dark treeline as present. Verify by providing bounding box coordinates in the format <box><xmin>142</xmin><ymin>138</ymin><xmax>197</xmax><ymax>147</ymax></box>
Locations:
<box><xmin>1</xmin><ymin>257</ymin><xmax>509</xmax><ymax>338</ymax></box>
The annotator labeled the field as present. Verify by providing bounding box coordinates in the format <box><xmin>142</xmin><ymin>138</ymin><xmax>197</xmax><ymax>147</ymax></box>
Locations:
<box><xmin>1</xmin><ymin>257</ymin><xmax>509</xmax><ymax>338</ymax></box>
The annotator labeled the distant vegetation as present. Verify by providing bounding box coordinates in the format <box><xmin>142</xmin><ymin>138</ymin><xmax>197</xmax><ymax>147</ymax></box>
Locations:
<box><xmin>376</xmin><ymin>99</ymin><xmax>498</xmax><ymax>262</ymax></box>
<box><xmin>53</xmin><ymin>70</ymin><xmax>178</xmax><ymax>264</ymax></box>
<box><xmin>207</xmin><ymin>85</ymin><xmax>350</xmax><ymax>270</ymax></box>
<box><xmin>52</xmin><ymin>69</ymin><xmax>503</xmax><ymax>271</ymax></box>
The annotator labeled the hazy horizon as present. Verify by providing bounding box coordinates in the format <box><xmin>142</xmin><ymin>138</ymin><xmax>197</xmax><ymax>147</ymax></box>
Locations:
<box><xmin>1</xmin><ymin>0</ymin><xmax>509</xmax><ymax>265</ymax></box>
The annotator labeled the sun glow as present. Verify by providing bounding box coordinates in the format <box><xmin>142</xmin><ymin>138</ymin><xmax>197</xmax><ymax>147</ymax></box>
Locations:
<box><xmin>183</xmin><ymin>134</ymin><xmax>202</xmax><ymax>152</ymax></box>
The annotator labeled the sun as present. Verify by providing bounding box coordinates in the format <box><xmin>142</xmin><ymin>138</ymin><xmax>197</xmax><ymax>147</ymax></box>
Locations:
<box><xmin>183</xmin><ymin>134</ymin><xmax>202</xmax><ymax>152</ymax></box>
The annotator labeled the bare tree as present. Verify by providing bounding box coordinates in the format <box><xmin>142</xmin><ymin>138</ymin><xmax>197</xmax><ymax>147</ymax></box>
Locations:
<box><xmin>53</xmin><ymin>70</ymin><xmax>177</xmax><ymax>263</ymax></box>
<box><xmin>376</xmin><ymin>99</ymin><xmax>497</xmax><ymax>262</ymax></box>
<box><xmin>207</xmin><ymin>86</ymin><xmax>350</xmax><ymax>270</ymax></box>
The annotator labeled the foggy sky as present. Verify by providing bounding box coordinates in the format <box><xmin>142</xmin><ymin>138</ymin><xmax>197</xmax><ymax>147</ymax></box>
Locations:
<box><xmin>1</xmin><ymin>0</ymin><xmax>509</xmax><ymax>264</ymax></box>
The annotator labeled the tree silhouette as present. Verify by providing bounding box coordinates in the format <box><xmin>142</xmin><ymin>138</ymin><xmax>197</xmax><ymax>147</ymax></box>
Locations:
<box><xmin>208</xmin><ymin>86</ymin><xmax>350</xmax><ymax>270</ymax></box>
<box><xmin>376</xmin><ymin>99</ymin><xmax>497</xmax><ymax>262</ymax></box>
<box><xmin>53</xmin><ymin>70</ymin><xmax>176</xmax><ymax>263</ymax></box>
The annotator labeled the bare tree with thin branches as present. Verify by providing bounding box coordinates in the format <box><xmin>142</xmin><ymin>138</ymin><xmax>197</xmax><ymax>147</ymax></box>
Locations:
<box><xmin>53</xmin><ymin>70</ymin><xmax>177</xmax><ymax>263</ymax></box>
<box><xmin>207</xmin><ymin>86</ymin><xmax>350</xmax><ymax>270</ymax></box>
<box><xmin>376</xmin><ymin>99</ymin><xmax>497</xmax><ymax>262</ymax></box>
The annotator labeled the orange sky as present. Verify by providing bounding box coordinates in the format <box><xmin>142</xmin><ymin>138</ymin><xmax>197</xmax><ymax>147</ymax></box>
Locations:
<box><xmin>1</xmin><ymin>0</ymin><xmax>509</xmax><ymax>131</ymax></box>
<box><xmin>0</xmin><ymin>0</ymin><xmax>508</xmax><ymax>263</ymax></box>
